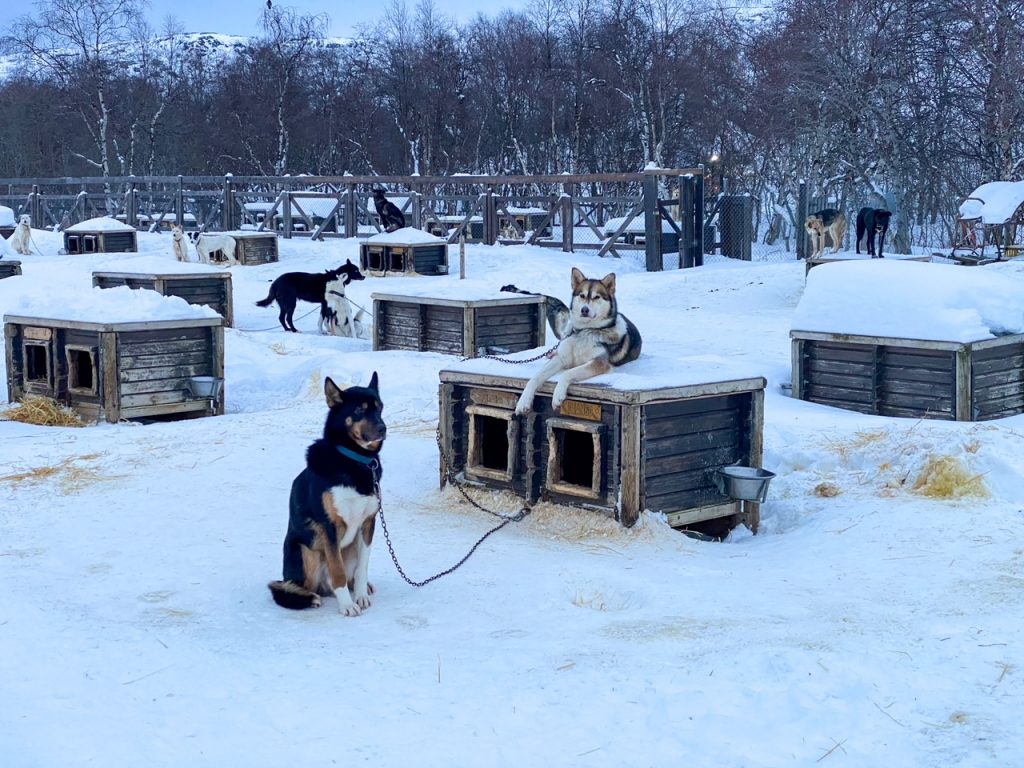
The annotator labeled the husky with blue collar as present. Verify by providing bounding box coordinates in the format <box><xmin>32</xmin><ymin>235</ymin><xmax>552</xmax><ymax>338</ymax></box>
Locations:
<box><xmin>268</xmin><ymin>373</ymin><xmax>386</xmax><ymax>615</ymax></box>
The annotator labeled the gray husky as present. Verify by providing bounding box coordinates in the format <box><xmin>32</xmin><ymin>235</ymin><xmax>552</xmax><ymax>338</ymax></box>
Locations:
<box><xmin>503</xmin><ymin>267</ymin><xmax>642</xmax><ymax>414</ymax></box>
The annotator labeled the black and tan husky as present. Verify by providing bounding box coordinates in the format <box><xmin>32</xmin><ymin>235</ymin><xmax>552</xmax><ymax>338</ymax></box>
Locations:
<box><xmin>268</xmin><ymin>373</ymin><xmax>386</xmax><ymax>615</ymax></box>
<box><xmin>504</xmin><ymin>267</ymin><xmax>642</xmax><ymax>415</ymax></box>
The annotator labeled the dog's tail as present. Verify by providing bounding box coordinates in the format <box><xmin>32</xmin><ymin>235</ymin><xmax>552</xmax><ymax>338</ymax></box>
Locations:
<box><xmin>255</xmin><ymin>285</ymin><xmax>276</xmax><ymax>308</ymax></box>
<box><xmin>268</xmin><ymin>580</ymin><xmax>321</xmax><ymax>610</ymax></box>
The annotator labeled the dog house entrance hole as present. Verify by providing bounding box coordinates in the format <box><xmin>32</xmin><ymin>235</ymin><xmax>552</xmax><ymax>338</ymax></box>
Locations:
<box><xmin>389</xmin><ymin>247</ymin><xmax>406</xmax><ymax>272</ymax></box>
<box><xmin>24</xmin><ymin>341</ymin><xmax>51</xmax><ymax>384</ymax></box>
<box><xmin>366</xmin><ymin>247</ymin><xmax>385</xmax><ymax>271</ymax></box>
<box><xmin>66</xmin><ymin>346</ymin><xmax>97</xmax><ymax>393</ymax></box>
<box><xmin>546</xmin><ymin>417</ymin><xmax>604</xmax><ymax>498</ymax></box>
<box><xmin>466</xmin><ymin>405</ymin><xmax>517</xmax><ymax>481</ymax></box>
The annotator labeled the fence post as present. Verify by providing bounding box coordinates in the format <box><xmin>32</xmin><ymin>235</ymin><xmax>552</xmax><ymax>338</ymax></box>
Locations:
<box><xmin>561</xmin><ymin>180</ymin><xmax>574</xmax><ymax>253</ymax></box>
<box><xmin>30</xmin><ymin>185</ymin><xmax>41</xmax><ymax>227</ymax></box>
<box><xmin>345</xmin><ymin>184</ymin><xmax>357</xmax><ymax>238</ymax></box>
<box><xmin>797</xmin><ymin>181</ymin><xmax>808</xmax><ymax>260</ymax></box>
<box><xmin>283</xmin><ymin>190</ymin><xmax>293</xmax><ymax>239</ymax></box>
<box><xmin>693</xmin><ymin>171</ymin><xmax>705</xmax><ymax>267</ymax></box>
<box><xmin>643</xmin><ymin>171</ymin><xmax>662</xmax><ymax>272</ymax></box>
<box><xmin>411</xmin><ymin>187</ymin><xmax>422</xmax><ymax>230</ymax></box>
<box><xmin>126</xmin><ymin>178</ymin><xmax>137</xmax><ymax>228</ymax></box>
<box><xmin>679</xmin><ymin>175</ymin><xmax>694</xmax><ymax>268</ymax></box>
<box><xmin>483</xmin><ymin>186</ymin><xmax>498</xmax><ymax>245</ymax></box>
<box><xmin>176</xmin><ymin>176</ymin><xmax>185</xmax><ymax>227</ymax></box>
<box><xmin>222</xmin><ymin>175</ymin><xmax>234</xmax><ymax>231</ymax></box>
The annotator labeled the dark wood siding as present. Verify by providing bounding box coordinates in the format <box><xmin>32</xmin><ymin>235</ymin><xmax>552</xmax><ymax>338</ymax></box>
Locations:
<box><xmin>102</xmin><ymin>231</ymin><xmax>137</xmax><ymax>252</ymax></box>
<box><xmin>474</xmin><ymin>304</ymin><xmax>542</xmax><ymax>353</ymax></box>
<box><xmin>972</xmin><ymin>341</ymin><xmax>1024</xmax><ymax>420</ymax></box>
<box><xmin>164</xmin><ymin>278</ymin><xmax>231</xmax><ymax>324</ymax></box>
<box><xmin>642</xmin><ymin>393</ymin><xmax>752</xmax><ymax>513</ymax></box>
<box><xmin>877</xmin><ymin>345</ymin><xmax>955</xmax><ymax>419</ymax></box>
<box><xmin>421</xmin><ymin>305</ymin><xmax>464</xmax><ymax>354</ymax></box>
<box><xmin>117</xmin><ymin>326</ymin><xmax>215</xmax><ymax>409</ymax></box>
<box><xmin>411</xmin><ymin>244</ymin><xmax>447</xmax><ymax>275</ymax></box>
<box><xmin>0</xmin><ymin>261</ymin><xmax>22</xmax><ymax>279</ymax></box>
<box><xmin>799</xmin><ymin>340</ymin><xmax>877</xmax><ymax>414</ymax></box>
<box><xmin>377</xmin><ymin>301</ymin><xmax>422</xmax><ymax>351</ymax></box>
<box><xmin>235</xmin><ymin>233</ymin><xmax>278</xmax><ymax>265</ymax></box>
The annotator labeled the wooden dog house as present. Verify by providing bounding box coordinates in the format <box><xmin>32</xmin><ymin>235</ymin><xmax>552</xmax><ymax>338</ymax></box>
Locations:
<box><xmin>438</xmin><ymin>357</ymin><xmax>767</xmax><ymax>534</ymax></box>
<box><xmin>360</xmin><ymin>228</ymin><xmax>448</xmax><ymax>276</ymax></box>
<box><xmin>372</xmin><ymin>291</ymin><xmax>546</xmax><ymax>357</ymax></box>
<box><xmin>791</xmin><ymin>259</ymin><xmax>1024</xmax><ymax>420</ymax></box>
<box><xmin>500</xmin><ymin>206</ymin><xmax>553</xmax><ymax>238</ymax></box>
<box><xmin>225</xmin><ymin>231</ymin><xmax>279</xmax><ymax>266</ymax></box>
<box><xmin>4</xmin><ymin>292</ymin><xmax>225</xmax><ymax>423</ymax></box>
<box><xmin>63</xmin><ymin>216</ymin><xmax>138</xmax><ymax>254</ymax></box>
<box><xmin>92</xmin><ymin>264</ymin><xmax>234</xmax><ymax>326</ymax></box>
<box><xmin>0</xmin><ymin>260</ymin><xmax>22</xmax><ymax>280</ymax></box>
<box><xmin>0</xmin><ymin>205</ymin><xmax>15</xmax><ymax>240</ymax></box>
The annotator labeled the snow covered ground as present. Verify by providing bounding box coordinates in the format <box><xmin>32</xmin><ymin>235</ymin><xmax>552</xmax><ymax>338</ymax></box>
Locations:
<box><xmin>2</xmin><ymin>226</ymin><xmax>1023</xmax><ymax>767</ymax></box>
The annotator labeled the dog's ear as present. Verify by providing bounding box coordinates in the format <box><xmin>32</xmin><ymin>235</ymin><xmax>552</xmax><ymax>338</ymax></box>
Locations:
<box><xmin>600</xmin><ymin>273</ymin><xmax>616</xmax><ymax>295</ymax></box>
<box><xmin>571</xmin><ymin>267</ymin><xmax>586</xmax><ymax>290</ymax></box>
<box><xmin>324</xmin><ymin>377</ymin><xmax>346</xmax><ymax>408</ymax></box>
<box><xmin>367</xmin><ymin>371</ymin><xmax>379</xmax><ymax>394</ymax></box>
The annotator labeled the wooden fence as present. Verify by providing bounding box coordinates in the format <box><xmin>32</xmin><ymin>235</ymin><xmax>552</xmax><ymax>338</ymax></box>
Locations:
<box><xmin>0</xmin><ymin>169</ymin><xmax>705</xmax><ymax>271</ymax></box>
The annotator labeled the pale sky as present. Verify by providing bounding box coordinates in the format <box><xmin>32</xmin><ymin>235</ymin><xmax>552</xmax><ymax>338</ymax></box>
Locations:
<box><xmin>2</xmin><ymin>0</ymin><xmax>524</xmax><ymax>38</ymax></box>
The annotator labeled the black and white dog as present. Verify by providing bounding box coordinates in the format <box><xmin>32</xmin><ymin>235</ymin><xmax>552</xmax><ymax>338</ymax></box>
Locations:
<box><xmin>322</xmin><ymin>266</ymin><xmax>370</xmax><ymax>338</ymax></box>
<box><xmin>855</xmin><ymin>207</ymin><xmax>892</xmax><ymax>258</ymax></box>
<box><xmin>256</xmin><ymin>259</ymin><xmax>364</xmax><ymax>333</ymax></box>
<box><xmin>372</xmin><ymin>188</ymin><xmax>406</xmax><ymax>233</ymax></box>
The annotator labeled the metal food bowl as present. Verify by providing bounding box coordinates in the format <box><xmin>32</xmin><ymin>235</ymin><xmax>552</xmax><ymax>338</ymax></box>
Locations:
<box><xmin>714</xmin><ymin>466</ymin><xmax>776</xmax><ymax>503</ymax></box>
<box><xmin>187</xmin><ymin>375</ymin><xmax>224</xmax><ymax>400</ymax></box>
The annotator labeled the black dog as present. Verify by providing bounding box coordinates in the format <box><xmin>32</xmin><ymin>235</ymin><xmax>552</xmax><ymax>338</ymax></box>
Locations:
<box><xmin>268</xmin><ymin>373</ymin><xmax>386</xmax><ymax>614</ymax></box>
<box><xmin>856</xmin><ymin>207</ymin><xmax>892</xmax><ymax>258</ymax></box>
<box><xmin>372</xmin><ymin>188</ymin><xmax>406</xmax><ymax>232</ymax></box>
<box><xmin>255</xmin><ymin>259</ymin><xmax>364</xmax><ymax>333</ymax></box>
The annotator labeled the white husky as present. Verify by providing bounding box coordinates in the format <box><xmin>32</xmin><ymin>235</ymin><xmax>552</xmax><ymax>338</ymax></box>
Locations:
<box><xmin>195</xmin><ymin>232</ymin><xmax>237</xmax><ymax>266</ymax></box>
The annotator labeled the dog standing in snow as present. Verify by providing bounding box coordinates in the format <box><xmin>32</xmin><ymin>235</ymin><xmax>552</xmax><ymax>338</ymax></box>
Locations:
<box><xmin>171</xmin><ymin>225</ymin><xmax>191</xmax><ymax>262</ymax></box>
<box><xmin>195</xmin><ymin>232</ymin><xmax>238</xmax><ymax>266</ymax></box>
<box><xmin>322</xmin><ymin>275</ymin><xmax>371</xmax><ymax>339</ymax></box>
<box><xmin>10</xmin><ymin>214</ymin><xmax>33</xmax><ymax>256</ymax></box>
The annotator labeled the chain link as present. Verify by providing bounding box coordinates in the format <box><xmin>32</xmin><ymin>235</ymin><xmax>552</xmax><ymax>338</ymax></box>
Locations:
<box><xmin>374</xmin><ymin>432</ymin><xmax>531</xmax><ymax>587</ymax></box>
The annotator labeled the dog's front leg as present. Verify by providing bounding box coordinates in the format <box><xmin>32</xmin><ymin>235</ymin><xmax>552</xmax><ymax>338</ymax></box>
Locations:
<box><xmin>551</xmin><ymin>358</ymin><xmax>612</xmax><ymax>410</ymax></box>
<box><xmin>350</xmin><ymin>516</ymin><xmax>375</xmax><ymax>609</ymax></box>
<box><xmin>515</xmin><ymin>356</ymin><xmax>565</xmax><ymax>415</ymax></box>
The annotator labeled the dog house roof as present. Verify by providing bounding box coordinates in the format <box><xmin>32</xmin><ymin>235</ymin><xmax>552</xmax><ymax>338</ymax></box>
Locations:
<box><xmin>603</xmin><ymin>215</ymin><xmax>674</xmax><ymax>234</ymax></box>
<box><xmin>791</xmin><ymin>259</ymin><xmax>1024</xmax><ymax>343</ymax></box>
<box><xmin>365</xmin><ymin>227</ymin><xmax>445</xmax><ymax>245</ymax></box>
<box><xmin>958</xmin><ymin>181</ymin><xmax>1024</xmax><ymax>225</ymax></box>
<box><xmin>0</xmin><ymin>205</ymin><xmax>14</xmax><ymax>227</ymax></box>
<box><xmin>65</xmin><ymin>216</ymin><xmax>137</xmax><ymax>233</ymax></box>
<box><xmin>3</xmin><ymin>282</ymin><xmax>221</xmax><ymax>324</ymax></box>
<box><xmin>441</xmin><ymin>349</ymin><xmax>766</xmax><ymax>399</ymax></box>
<box><xmin>92</xmin><ymin>255</ymin><xmax>225</xmax><ymax>276</ymax></box>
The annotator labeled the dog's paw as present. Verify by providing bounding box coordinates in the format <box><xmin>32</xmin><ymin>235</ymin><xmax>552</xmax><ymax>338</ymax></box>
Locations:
<box><xmin>338</xmin><ymin>600</ymin><xmax>362</xmax><ymax>617</ymax></box>
<box><xmin>355</xmin><ymin>594</ymin><xmax>372</xmax><ymax>610</ymax></box>
<box><xmin>311</xmin><ymin>594</ymin><xmax>322</xmax><ymax>608</ymax></box>
<box><xmin>367</xmin><ymin>582</ymin><xmax>376</xmax><ymax>595</ymax></box>
<box><xmin>514</xmin><ymin>399</ymin><xmax>533</xmax><ymax>416</ymax></box>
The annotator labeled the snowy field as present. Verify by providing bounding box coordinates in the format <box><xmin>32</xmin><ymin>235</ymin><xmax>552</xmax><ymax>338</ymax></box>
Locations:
<box><xmin>2</xmin><ymin>226</ymin><xmax>1024</xmax><ymax>767</ymax></box>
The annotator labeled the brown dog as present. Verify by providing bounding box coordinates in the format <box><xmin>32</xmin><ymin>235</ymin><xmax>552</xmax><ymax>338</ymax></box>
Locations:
<box><xmin>805</xmin><ymin>208</ymin><xmax>846</xmax><ymax>258</ymax></box>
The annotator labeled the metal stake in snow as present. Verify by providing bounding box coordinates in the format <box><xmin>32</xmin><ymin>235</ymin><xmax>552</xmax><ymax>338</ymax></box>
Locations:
<box><xmin>459</xmin><ymin>232</ymin><xmax>466</xmax><ymax>279</ymax></box>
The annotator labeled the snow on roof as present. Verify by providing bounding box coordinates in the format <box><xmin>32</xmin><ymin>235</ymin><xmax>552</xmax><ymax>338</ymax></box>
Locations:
<box><xmin>65</xmin><ymin>216</ymin><xmax>137</xmax><ymax>233</ymax></box>
<box><xmin>0</xmin><ymin>206</ymin><xmax>14</xmax><ymax>227</ymax></box>
<box><xmin>365</xmin><ymin>227</ymin><xmax>445</xmax><ymax>245</ymax></box>
<box><xmin>791</xmin><ymin>259</ymin><xmax>1024</xmax><ymax>343</ymax></box>
<box><xmin>603</xmin><ymin>215</ymin><xmax>673</xmax><ymax>234</ymax></box>
<box><xmin>442</xmin><ymin>349</ymin><xmax>766</xmax><ymax>393</ymax></box>
<box><xmin>92</xmin><ymin>255</ymin><xmax>225</xmax><ymax>276</ymax></box>
<box><xmin>3</xmin><ymin>283</ymin><xmax>221</xmax><ymax>324</ymax></box>
<box><xmin>506</xmin><ymin>207</ymin><xmax>549</xmax><ymax>215</ymax></box>
<box><xmin>958</xmin><ymin>181</ymin><xmax>1024</xmax><ymax>224</ymax></box>
<box><xmin>244</xmin><ymin>199</ymin><xmax>342</xmax><ymax>218</ymax></box>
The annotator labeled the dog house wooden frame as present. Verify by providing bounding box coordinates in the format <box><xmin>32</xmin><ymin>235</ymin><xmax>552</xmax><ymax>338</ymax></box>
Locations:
<box><xmin>0</xmin><ymin>260</ymin><xmax>22</xmax><ymax>280</ymax></box>
<box><xmin>372</xmin><ymin>292</ymin><xmax>547</xmax><ymax>357</ymax></box>
<box><xmin>92</xmin><ymin>270</ymin><xmax>234</xmax><ymax>327</ymax></box>
<box><xmin>63</xmin><ymin>218</ymin><xmax>137</xmax><ymax>254</ymax></box>
<box><xmin>360</xmin><ymin>231</ymin><xmax>448</xmax><ymax>276</ymax></box>
<box><xmin>230</xmin><ymin>231</ymin><xmax>279</xmax><ymax>265</ymax></box>
<box><xmin>5</xmin><ymin>314</ymin><xmax>225</xmax><ymax>423</ymax></box>
<box><xmin>791</xmin><ymin>330</ymin><xmax>1024</xmax><ymax>420</ymax></box>
<box><xmin>439</xmin><ymin>369</ymin><xmax>767</xmax><ymax>533</ymax></box>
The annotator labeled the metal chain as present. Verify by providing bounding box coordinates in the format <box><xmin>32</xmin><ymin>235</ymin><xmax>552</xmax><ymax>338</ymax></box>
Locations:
<box><xmin>373</xmin><ymin>430</ymin><xmax>531</xmax><ymax>588</ymax></box>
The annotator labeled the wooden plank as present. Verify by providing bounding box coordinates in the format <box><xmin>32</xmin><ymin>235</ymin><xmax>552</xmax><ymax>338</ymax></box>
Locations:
<box><xmin>805</xmin><ymin>358</ymin><xmax>875</xmax><ymax>377</ymax></box>
<box><xmin>878</xmin><ymin>390</ymin><xmax>953</xmax><ymax>411</ymax></box>
<box><xmin>646</xmin><ymin>486</ymin><xmax>725</xmax><ymax>512</ymax></box>
<box><xmin>878</xmin><ymin>403</ymin><xmax>956</xmax><ymax>420</ymax></box>
<box><xmin>804</xmin><ymin>371</ymin><xmax>876</xmax><ymax>390</ymax></box>
<box><xmin>805</xmin><ymin>343</ymin><xmax>877</xmax><ymax>364</ymax></box>
<box><xmin>120</xmin><ymin>363</ymin><xmax>212</xmax><ymax>383</ymax></box>
<box><xmin>100</xmin><ymin>331</ymin><xmax>119</xmax><ymax>423</ymax></box>
<box><xmin>644</xmin><ymin>393</ymin><xmax>744</xmax><ymax>419</ymax></box>
<box><xmin>881</xmin><ymin>349</ymin><xmax>955</xmax><ymax>371</ymax></box>
<box><xmin>644</xmin><ymin>409</ymin><xmax>741</xmax><ymax>439</ymax></box>
<box><xmin>878</xmin><ymin>378</ymin><xmax>955</xmax><ymax>397</ymax></box>
<box><xmin>120</xmin><ymin>350</ymin><xmax>211</xmax><ymax>369</ymax></box>
<box><xmin>619</xmin><ymin>404</ymin><xmax>641</xmax><ymax>527</ymax></box>
<box><xmin>645</xmin><ymin>445</ymin><xmax>741</xmax><ymax>476</ymax></box>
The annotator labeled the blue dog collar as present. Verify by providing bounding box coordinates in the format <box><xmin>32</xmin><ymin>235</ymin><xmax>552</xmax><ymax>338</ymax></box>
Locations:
<box><xmin>336</xmin><ymin>444</ymin><xmax>378</xmax><ymax>465</ymax></box>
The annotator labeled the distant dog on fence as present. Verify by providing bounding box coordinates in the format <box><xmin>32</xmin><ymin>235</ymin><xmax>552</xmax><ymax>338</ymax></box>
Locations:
<box><xmin>171</xmin><ymin>225</ymin><xmax>190</xmax><ymax>262</ymax></box>
<box><xmin>256</xmin><ymin>260</ymin><xmax>363</xmax><ymax>333</ymax></box>
<box><xmin>372</xmin><ymin>188</ymin><xmax>405</xmax><ymax>233</ymax></box>
<box><xmin>195</xmin><ymin>232</ymin><xmax>237</xmax><ymax>266</ymax></box>
<box><xmin>855</xmin><ymin>207</ymin><xmax>892</xmax><ymax>258</ymax></box>
<box><xmin>10</xmin><ymin>214</ymin><xmax>32</xmax><ymax>256</ymax></box>
<box><xmin>804</xmin><ymin>208</ymin><xmax>846</xmax><ymax>258</ymax></box>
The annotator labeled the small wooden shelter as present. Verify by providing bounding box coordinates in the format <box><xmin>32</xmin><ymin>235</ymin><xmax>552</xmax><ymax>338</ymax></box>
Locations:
<box><xmin>0</xmin><ymin>205</ymin><xmax>15</xmax><ymax>240</ymax></box>
<box><xmin>64</xmin><ymin>216</ymin><xmax>138</xmax><ymax>254</ymax></box>
<box><xmin>4</xmin><ymin>289</ymin><xmax>225</xmax><ymax>423</ymax></box>
<box><xmin>92</xmin><ymin>261</ymin><xmax>234</xmax><ymax>326</ymax></box>
<box><xmin>439</xmin><ymin>355</ymin><xmax>767</xmax><ymax>534</ymax></box>
<box><xmin>360</xmin><ymin>227</ymin><xmax>448</xmax><ymax>276</ymax></box>
<box><xmin>951</xmin><ymin>181</ymin><xmax>1024</xmax><ymax>262</ymax></box>
<box><xmin>372</xmin><ymin>291</ymin><xmax>546</xmax><ymax>357</ymax></box>
<box><xmin>0</xmin><ymin>260</ymin><xmax>22</xmax><ymax>280</ymax></box>
<box><xmin>228</xmin><ymin>231</ymin><xmax>279</xmax><ymax>265</ymax></box>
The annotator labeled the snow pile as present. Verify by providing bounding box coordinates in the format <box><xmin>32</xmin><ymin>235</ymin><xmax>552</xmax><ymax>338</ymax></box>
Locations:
<box><xmin>791</xmin><ymin>259</ymin><xmax>1024</xmax><ymax>341</ymax></box>
<box><xmin>64</xmin><ymin>216</ymin><xmax>137</xmax><ymax>233</ymax></box>
<box><xmin>2</xmin><ymin>282</ymin><xmax>221</xmax><ymax>323</ymax></box>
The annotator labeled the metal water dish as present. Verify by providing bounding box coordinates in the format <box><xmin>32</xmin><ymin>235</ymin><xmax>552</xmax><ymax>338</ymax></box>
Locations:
<box><xmin>715</xmin><ymin>466</ymin><xmax>776</xmax><ymax>503</ymax></box>
<box><xmin>187</xmin><ymin>375</ymin><xmax>224</xmax><ymax>401</ymax></box>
